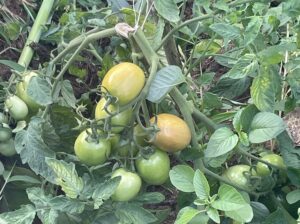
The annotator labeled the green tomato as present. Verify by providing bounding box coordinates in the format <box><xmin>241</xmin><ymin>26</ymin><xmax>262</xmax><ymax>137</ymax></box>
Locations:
<box><xmin>256</xmin><ymin>154</ymin><xmax>286</xmax><ymax>176</ymax></box>
<box><xmin>113</xmin><ymin>139</ymin><xmax>138</xmax><ymax>157</ymax></box>
<box><xmin>95</xmin><ymin>98</ymin><xmax>132</xmax><ymax>133</ymax></box>
<box><xmin>16</xmin><ymin>71</ymin><xmax>42</xmax><ymax>112</ymax></box>
<box><xmin>133</xmin><ymin>124</ymin><xmax>149</xmax><ymax>147</ymax></box>
<box><xmin>74</xmin><ymin>129</ymin><xmax>111</xmax><ymax>166</ymax></box>
<box><xmin>0</xmin><ymin>113</ymin><xmax>8</xmax><ymax>124</ymax></box>
<box><xmin>0</xmin><ymin>127</ymin><xmax>12</xmax><ymax>142</ymax></box>
<box><xmin>109</xmin><ymin>134</ymin><xmax>121</xmax><ymax>151</ymax></box>
<box><xmin>111</xmin><ymin>168</ymin><xmax>141</xmax><ymax>201</ymax></box>
<box><xmin>135</xmin><ymin>149</ymin><xmax>170</xmax><ymax>185</ymax></box>
<box><xmin>222</xmin><ymin>165</ymin><xmax>255</xmax><ymax>190</ymax></box>
<box><xmin>5</xmin><ymin>95</ymin><xmax>29</xmax><ymax>121</ymax></box>
<box><xmin>0</xmin><ymin>138</ymin><xmax>17</xmax><ymax>156</ymax></box>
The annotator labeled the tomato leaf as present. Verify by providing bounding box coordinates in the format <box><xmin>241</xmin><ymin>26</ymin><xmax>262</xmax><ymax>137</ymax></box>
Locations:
<box><xmin>193</xmin><ymin>170</ymin><xmax>210</xmax><ymax>200</ymax></box>
<box><xmin>27</xmin><ymin>76</ymin><xmax>53</xmax><ymax>106</ymax></box>
<box><xmin>223</xmin><ymin>54</ymin><xmax>258</xmax><ymax>79</ymax></box>
<box><xmin>174</xmin><ymin>207</ymin><xmax>201</xmax><ymax>224</ymax></box>
<box><xmin>146</xmin><ymin>65</ymin><xmax>185</xmax><ymax>103</ymax></box>
<box><xmin>286</xmin><ymin>189</ymin><xmax>300</xmax><ymax>204</ymax></box>
<box><xmin>0</xmin><ymin>59</ymin><xmax>25</xmax><ymax>72</ymax></box>
<box><xmin>264</xmin><ymin>207</ymin><xmax>297</xmax><ymax>224</ymax></box>
<box><xmin>115</xmin><ymin>203</ymin><xmax>158</xmax><ymax>224</ymax></box>
<box><xmin>287</xmin><ymin>68</ymin><xmax>300</xmax><ymax>100</ymax></box>
<box><xmin>211</xmin><ymin>184</ymin><xmax>248</xmax><ymax>211</ymax></box>
<box><xmin>134</xmin><ymin>192</ymin><xmax>165</xmax><ymax>204</ymax></box>
<box><xmin>169</xmin><ymin>165</ymin><xmax>195</xmax><ymax>192</ymax></box>
<box><xmin>46</xmin><ymin>158</ymin><xmax>84</xmax><ymax>199</ymax></box>
<box><xmin>204</xmin><ymin>127</ymin><xmax>239</xmax><ymax>158</ymax></box>
<box><xmin>206</xmin><ymin>207</ymin><xmax>220</xmax><ymax>224</ymax></box>
<box><xmin>0</xmin><ymin>204</ymin><xmax>36</xmax><ymax>224</ymax></box>
<box><xmin>154</xmin><ymin>0</ymin><xmax>180</xmax><ymax>23</ymax></box>
<box><xmin>225</xmin><ymin>204</ymin><xmax>253</xmax><ymax>223</ymax></box>
<box><xmin>15</xmin><ymin>118</ymin><xmax>56</xmax><ymax>183</ymax></box>
<box><xmin>210</xmin><ymin>23</ymin><xmax>241</xmax><ymax>44</ymax></box>
<box><xmin>250</xmin><ymin>66</ymin><xmax>281</xmax><ymax>112</ymax></box>
<box><xmin>249</xmin><ymin>112</ymin><xmax>285</xmax><ymax>143</ymax></box>
<box><xmin>60</xmin><ymin>80</ymin><xmax>77</xmax><ymax>108</ymax></box>
<box><xmin>92</xmin><ymin>177</ymin><xmax>121</xmax><ymax>209</ymax></box>
<box><xmin>243</xmin><ymin>16</ymin><xmax>263</xmax><ymax>46</ymax></box>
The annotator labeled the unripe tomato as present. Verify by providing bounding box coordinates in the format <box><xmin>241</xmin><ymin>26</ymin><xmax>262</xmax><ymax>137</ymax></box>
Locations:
<box><xmin>109</xmin><ymin>134</ymin><xmax>121</xmax><ymax>151</ymax></box>
<box><xmin>16</xmin><ymin>71</ymin><xmax>42</xmax><ymax>112</ymax></box>
<box><xmin>113</xmin><ymin>139</ymin><xmax>138</xmax><ymax>157</ymax></box>
<box><xmin>133</xmin><ymin>124</ymin><xmax>149</xmax><ymax>147</ymax></box>
<box><xmin>0</xmin><ymin>113</ymin><xmax>8</xmax><ymax>124</ymax></box>
<box><xmin>256</xmin><ymin>154</ymin><xmax>286</xmax><ymax>176</ymax></box>
<box><xmin>101</xmin><ymin>63</ymin><xmax>145</xmax><ymax>105</ymax></box>
<box><xmin>135</xmin><ymin>149</ymin><xmax>170</xmax><ymax>185</ymax></box>
<box><xmin>74</xmin><ymin>129</ymin><xmax>111</xmax><ymax>166</ymax></box>
<box><xmin>95</xmin><ymin>98</ymin><xmax>132</xmax><ymax>133</ymax></box>
<box><xmin>150</xmin><ymin>114</ymin><xmax>191</xmax><ymax>152</ymax></box>
<box><xmin>5</xmin><ymin>95</ymin><xmax>29</xmax><ymax>121</ymax></box>
<box><xmin>0</xmin><ymin>138</ymin><xmax>17</xmax><ymax>156</ymax></box>
<box><xmin>222</xmin><ymin>165</ymin><xmax>254</xmax><ymax>190</ymax></box>
<box><xmin>111</xmin><ymin>168</ymin><xmax>141</xmax><ymax>201</ymax></box>
<box><xmin>0</xmin><ymin>127</ymin><xmax>12</xmax><ymax>142</ymax></box>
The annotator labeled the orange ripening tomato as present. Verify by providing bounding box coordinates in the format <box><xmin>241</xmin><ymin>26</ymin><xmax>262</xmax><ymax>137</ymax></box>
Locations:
<box><xmin>101</xmin><ymin>63</ymin><xmax>145</xmax><ymax>105</ymax></box>
<box><xmin>150</xmin><ymin>113</ymin><xmax>191</xmax><ymax>152</ymax></box>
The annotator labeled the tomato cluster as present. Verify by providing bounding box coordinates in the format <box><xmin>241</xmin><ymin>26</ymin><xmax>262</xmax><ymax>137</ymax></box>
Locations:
<box><xmin>72</xmin><ymin>63</ymin><xmax>192</xmax><ymax>202</ymax></box>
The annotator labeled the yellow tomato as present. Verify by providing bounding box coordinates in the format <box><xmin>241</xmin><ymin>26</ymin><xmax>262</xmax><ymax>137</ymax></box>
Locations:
<box><xmin>101</xmin><ymin>63</ymin><xmax>145</xmax><ymax>105</ymax></box>
<box><xmin>150</xmin><ymin>114</ymin><xmax>191</xmax><ymax>152</ymax></box>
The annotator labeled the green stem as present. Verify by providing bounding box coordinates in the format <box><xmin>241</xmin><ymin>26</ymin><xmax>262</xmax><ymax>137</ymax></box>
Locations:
<box><xmin>18</xmin><ymin>0</ymin><xmax>55</xmax><ymax>68</ymax></box>
<box><xmin>192</xmin><ymin>109</ymin><xmax>219</xmax><ymax>132</ymax></box>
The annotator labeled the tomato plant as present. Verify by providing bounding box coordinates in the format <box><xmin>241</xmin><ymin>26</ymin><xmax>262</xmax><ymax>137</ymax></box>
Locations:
<box><xmin>74</xmin><ymin>129</ymin><xmax>111</xmax><ymax>166</ymax></box>
<box><xmin>95</xmin><ymin>98</ymin><xmax>132</xmax><ymax>133</ymax></box>
<box><xmin>135</xmin><ymin>148</ymin><xmax>170</xmax><ymax>185</ymax></box>
<box><xmin>111</xmin><ymin>168</ymin><xmax>142</xmax><ymax>202</ymax></box>
<box><xmin>0</xmin><ymin>1</ymin><xmax>299</xmax><ymax>223</ymax></box>
<box><xmin>150</xmin><ymin>113</ymin><xmax>191</xmax><ymax>152</ymax></box>
<box><xmin>101</xmin><ymin>63</ymin><xmax>145</xmax><ymax>105</ymax></box>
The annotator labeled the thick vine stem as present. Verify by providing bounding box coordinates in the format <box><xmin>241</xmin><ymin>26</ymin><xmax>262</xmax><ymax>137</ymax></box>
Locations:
<box><xmin>18</xmin><ymin>0</ymin><xmax>55</xmax><ymax>68</ymax></box>
<box><xmin>192</xmin><ymin>109</ymin><xmax>219</xmax><ymax>132</ymax></box>
<box><xmin>50</xmin><ymin>28</ymin><xmax>116</xmax><ymax>68</ymax></box>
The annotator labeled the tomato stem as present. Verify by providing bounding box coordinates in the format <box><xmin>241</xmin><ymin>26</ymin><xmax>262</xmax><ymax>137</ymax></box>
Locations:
<box><xmin>18</xmin><ymin>0</ymin><xmax>55</xmax><ymax>68</ymax></box>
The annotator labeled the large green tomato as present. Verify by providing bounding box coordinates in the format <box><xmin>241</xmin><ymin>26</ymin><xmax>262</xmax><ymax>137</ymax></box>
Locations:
<box><xmin>5</xmin><ymin>95</ymin><xmax>28</xmax><ymax>121</ymax></box>
<box><xmin>256</xmin><ymin>154</ymin><xmax>286</xmax><ymax>176</ymax></box>
<box><xmin>0</xmin><ymin>138</ymin><xmax>17</xmax><ymax>156</ymax></box>
<box><xmin>150</xmin><ymin>114</ymin><xmax>191</xmax><ymax>152</ymax></box>
<box><xmin>222</xmin><ymin>165</ymin><xmax>255</xmax><ymax>190</ymax></box>
<box><xmin>74</xmin><ymin>129</ymin><xmax>111</xmax><ymax>166</ymax></box>
<box><xmin>135</xmin><ymin>149</ymin><xmax>170</xmax><ymax>185</ymax></box>
<box><xmin>0</xmin><ymin>126</ymin><xmax>12</xmax><ymax>142</ymax></box>
<box><xmin>111</xmin><ymin>168</ymin><xmax>141</xmax><ymax>201</ymax></box>
<box><xmin>101</xmin><ymin>63</ymin><xmax>145</xmax><ymax>105</ymax></box>
<box><xmin>95</xmin><ymin>98</ymin><xmax>132</xmax><ymax>133</ymax></box>
<box><xmin>16</xmin><ymin>71</ymin><xmax>42</xmax><ymax>112</ymax></box>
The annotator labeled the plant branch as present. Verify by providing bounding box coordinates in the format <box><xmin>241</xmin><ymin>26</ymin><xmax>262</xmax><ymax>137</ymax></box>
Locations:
<box><xmin>18</xmin><ymin>0</ymin><xmax>55</xmax><ymax>68</ymax></box>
